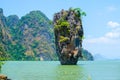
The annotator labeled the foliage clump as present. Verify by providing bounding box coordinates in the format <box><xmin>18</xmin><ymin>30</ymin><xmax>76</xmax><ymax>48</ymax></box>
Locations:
<box><xmin>0</xmin><ymin>44</ymin><xmax>10</xmax><ymax>61</ymax></box>
<box><xmin>59</xmin><ymin>36</ymin><xmax>69</xmax><ymax>43</ymax></box>
<box><xmin>54</xmin><ymin>8</ymin><xmax>85</xmax><ymax>44</ymax></box>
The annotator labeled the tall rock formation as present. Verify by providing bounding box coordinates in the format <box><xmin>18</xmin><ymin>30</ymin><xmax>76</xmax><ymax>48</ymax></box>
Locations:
<box><xmin>0</xmin><ymin>8</ymin><xmax>93</xmax><ymax>61</ymax></box>
<box><xmin>53</xmin><ymin>8</ymin><xmax>85</xmax><ymax>65</ymax></box>
<box><xmin>0</xmin><ymin>8</ymin><xmax>57</xmax><ymax>61</ymax></box>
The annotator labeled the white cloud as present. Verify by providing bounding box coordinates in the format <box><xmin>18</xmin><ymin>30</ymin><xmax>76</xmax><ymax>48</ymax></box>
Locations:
<box><xmin>105</xmin><ymin>32</ymin><xmax>120</xmax><ymax>39</ymax></box>
<box><xmin>83</xmin><ymin>20</ymin><xmax>120</xmax><ymax>59</ymax></box>
<box><xmin>107</xmin><ymin>6</ymin><xmax>117</xmax><ymax>12</ymax></box>
<box><xmin>83</xmin><ymin>36</ymin><xmax>115</xmax><ymax>44</ymax></box>
<box><xmin>106</xmin><ymin>21</ymin><xmax>120</xmax><ymax>39</ymax></box>
<box><xmin>84</xmin><ymin>21</ymin><xmax>120</xmax><ymax>44</ymax></box>
<box><xmin>107</xmin><ymin>21</ymin><xmax>120</xmax><ymax>28</ymax></box>
<box><xmin>84</xmin><ymin>32</ymin><xmax>120</xmax><ymax>44</ymax></box>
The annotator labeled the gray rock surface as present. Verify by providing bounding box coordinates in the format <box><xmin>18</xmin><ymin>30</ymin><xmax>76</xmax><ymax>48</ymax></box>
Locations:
<box><xmin>53</xmin><ymin>8</ymin><xmax>84</xmax><ymax>65</ymax></box>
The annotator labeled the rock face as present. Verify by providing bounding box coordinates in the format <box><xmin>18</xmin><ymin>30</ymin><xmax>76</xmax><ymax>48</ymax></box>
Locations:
<box><xmin>81</xmin><ymin>49</ymin><xmax>94</xmax><ymax>61</ymax></box>
<box><xmin>0</xmin><ymin>74</ymin><xmax>8</xmax><ymax>80</ymax></box>
<box><xmin>53</xmin><ymin>8</ymin><xmax>84</xmax><ymax>65</ymax></box>
<box><xmin>0</xmin><ymin>8</ymin><xmax>56</xmax><ymax>61</ymax></box>
<box><xmin>0</xmin><ymin>8</ymin><xmax>10</xmax><ymax>60</ymax></box>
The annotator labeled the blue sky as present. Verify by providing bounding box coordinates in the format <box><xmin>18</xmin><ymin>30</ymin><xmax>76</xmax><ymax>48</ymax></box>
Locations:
<box><xmin>1</xmin><ymin>0</ymin><xmax>120</xmax><ymax>59</ymax></box>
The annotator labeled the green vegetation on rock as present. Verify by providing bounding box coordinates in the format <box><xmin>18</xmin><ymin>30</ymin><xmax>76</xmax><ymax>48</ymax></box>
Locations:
<box><xmin>59</xmin><ymin>36</ymin><xmax>69</xmax><ymax>43</ymax></box>
<box><xmin>0</xmin><ymin>44</ymin><xmax>10</xmax><ymax>61</ymax></box>
<box><xmin>0</xmin><ymin>8</ymin><xmax>57</xmax><ymax>61</ymax></box>
<box><xmin>53</xmin><ymin>8</ymin><xmax>93</xmax><ymax>65</ymax></box>
<box><xmin>0</xmin><ymin>8</ymin><xmax>93</xmax><ymax>61</ymax></box>
<box><xmin>0</xmin><ymin>62</ymin><xmax>4</xmax><ymax>68</ymax></box>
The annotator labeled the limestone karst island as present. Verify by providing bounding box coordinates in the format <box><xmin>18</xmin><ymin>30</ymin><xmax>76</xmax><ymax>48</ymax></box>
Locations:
<box><xmin>54</xmin><ymin>8</ymin><xmax>85</xmax><ymax>65</ymax></box>
<box><xmin>0</xmin><ymin>8</ymin><xmax>93</xmax><ymax>63</ymax></box>
<box><xmin>0</xmin><ymin>7</ymin><xmax>94</xmax><ymax>79</ymax></box>
<box><xmin>1</xmin><ymin>0</ymin><xmax>120</xmax><ymax>80</ymax></box>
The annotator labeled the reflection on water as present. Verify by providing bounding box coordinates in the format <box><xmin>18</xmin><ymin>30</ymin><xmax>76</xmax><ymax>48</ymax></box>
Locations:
<box><xmin>55</xmin><ymin>65</ymin><xmax>91</xmax><ymax>80</ymax></box>
<box><xmin>0</xmin><ymin>61</ymin><xmax>4</xmax><ymax>73</ymax></box>
<box><xmin>1</xmin><ymin>61</ymin><xmax>120</xmax><ymax>80</ymax></box>
<box><xmin>1</xmin><ymin>61</ymin><xmax>92</xmax><ymax>80</ymax></box>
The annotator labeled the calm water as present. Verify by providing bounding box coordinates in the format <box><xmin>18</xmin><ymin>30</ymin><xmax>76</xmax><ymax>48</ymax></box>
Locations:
<box><xmin>0</xmin><ymin>61</ymin><xmax>120</xmax><ymax>80</ymax></box>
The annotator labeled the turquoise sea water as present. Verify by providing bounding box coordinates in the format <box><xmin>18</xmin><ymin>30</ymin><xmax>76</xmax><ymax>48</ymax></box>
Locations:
<box><xmin>0</xmin><ymin>61</ymin><xmax>120</xmax><ymax>80</ymax></box>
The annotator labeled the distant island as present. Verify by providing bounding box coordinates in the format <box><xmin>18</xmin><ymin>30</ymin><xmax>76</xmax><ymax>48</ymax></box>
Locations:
<box><xmin>0</xmin><ymin>8</ymin><xmax>93</xmax><ymax>61</ymax></box>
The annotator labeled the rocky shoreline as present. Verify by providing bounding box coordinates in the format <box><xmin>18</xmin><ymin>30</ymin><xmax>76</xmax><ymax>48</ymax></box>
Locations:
<box><xmin>0</xmin><ymin>74</ymin><xmax>11</xmax><ymax>80</ymax></box>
